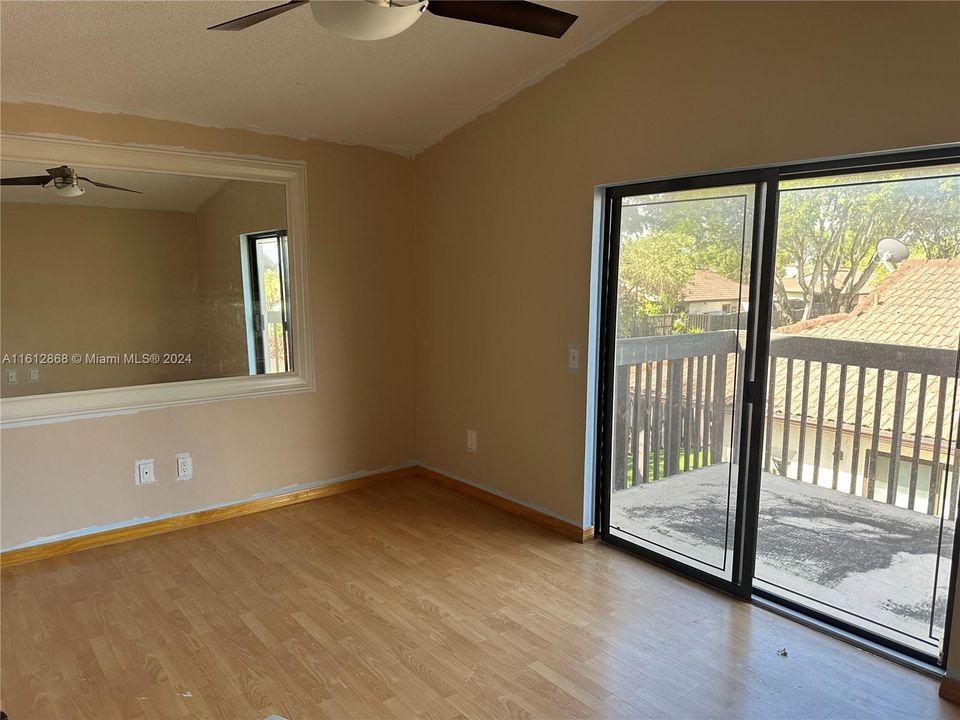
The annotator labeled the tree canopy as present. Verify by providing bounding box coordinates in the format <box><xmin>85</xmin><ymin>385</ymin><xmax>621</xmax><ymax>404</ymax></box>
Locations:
<box><xmin>617</xmin><ymin>231</ymin><xmax>694</xmax><ymax>335</ymax></box>
<box><xmin>616</xmin><ymin>169</ymin><xmax>958</xmax><ymax>333</ymax></box>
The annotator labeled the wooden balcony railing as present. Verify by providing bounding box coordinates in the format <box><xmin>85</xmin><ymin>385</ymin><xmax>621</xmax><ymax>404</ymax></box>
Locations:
<box><xmin>612</xmin><ymin>331</ymin><xmax>735</xmax><ymax>490</ymax></box>
<box><xmin>612</xmin><ymin>330</ymin><xmax>960</xmax><ymax>520</ymax></box>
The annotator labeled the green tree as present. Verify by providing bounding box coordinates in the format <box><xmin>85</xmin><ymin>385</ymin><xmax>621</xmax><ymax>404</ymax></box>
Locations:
<box><xmin>621</xmin><ymin>190</ymin><xmax>749</xmax><ymax>281</ymax></box>
<box><xmin>905</xmin><ymin>177</ymin><xmax>959</xmax><ymax>260</ymax></box>
<box><xmin>616</xmin><ymin>170</ymin><xmax>957</xmax><ymax>328</ymax></box>
<box><xmin>773</xmin><ymin>172</ymin><xmax>957</xmax><ymax>322</ymax></box>
<box><xmin>617</xmin><ymin>231</ymin><xmax>694</xmax><ymax>336</ymax></box>
<box><xmin>262</xmin><ymin>268</ymin><xmax>287</xmax><ymax>371</ymax></box>
<box><xmin>671</xmin><ymin>312</ymin><xmax>703</xmax><ymax>335</ymax></box>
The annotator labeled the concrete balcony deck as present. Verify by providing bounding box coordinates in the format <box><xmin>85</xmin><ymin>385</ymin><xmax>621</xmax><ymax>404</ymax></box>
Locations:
<box><xmin>610</xmin><ymin>463</ymin><xmax>954</xmax><ymax>655</ymax></box>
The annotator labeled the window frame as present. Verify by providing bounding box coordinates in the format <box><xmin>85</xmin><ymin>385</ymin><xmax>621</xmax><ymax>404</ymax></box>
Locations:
<box><xmin>0</xmin><ymin>133</ymin><xmax>314</xmax><ymax>427</ymax></box>
<box><xmin>245</xmin><ymin>230</ymin><xmax>292</xmax><ymax>375</ymax></box>
<box><xmin>866</xmin><ymin>449</ymin><xmax>948</xmax><ymax>513</ymax></box>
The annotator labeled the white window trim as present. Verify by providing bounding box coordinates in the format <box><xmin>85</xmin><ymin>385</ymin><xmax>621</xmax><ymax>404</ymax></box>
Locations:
<box><xmin>0</xmin><ymin>132</ymin><xmax>314</xmax><ymax>427</ymax></box>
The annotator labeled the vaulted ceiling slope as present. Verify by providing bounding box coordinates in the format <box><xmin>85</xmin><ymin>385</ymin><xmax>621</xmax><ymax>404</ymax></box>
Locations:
<box><xmin>0</xmin><ymin>1</ymin><xmax>658</xmax><ymax>156</ymax></box>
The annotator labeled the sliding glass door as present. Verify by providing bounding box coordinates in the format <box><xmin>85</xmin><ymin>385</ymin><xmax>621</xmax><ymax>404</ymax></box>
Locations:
<box><xmin>754</xmin><ymin>162</ymin><xmax>960</xmax><ymax>659</ymax></box>
<box><xmin>597</xmin><ymin>148</ymin><xmax>960</xmax><ymax>666</ymax></box>
<box><xmin>599</xmin><ymin>172</ymin><xmax>774</xmax><ymax>592</ymax></box>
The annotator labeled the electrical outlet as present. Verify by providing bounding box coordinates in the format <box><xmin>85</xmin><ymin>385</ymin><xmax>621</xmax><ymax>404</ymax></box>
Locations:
<box><xmin>175</xmin><ymin>452</ymin><xmax>193</xmax><ymax>481</ymax></box>
<box><xmin>135</xmin><ymin>459</ymin><xmax>156</xmax><ymax>486</ymax></box>
<box><xmin>5</xmin><ymin>368</ymin><xmax>17</xmax><ymax>384</ymax></box>
<box><xmin>28</xmin><ymin>368</ymin><xmax>40</xmax><ymax>383</ymax></box>
<box><xmin>467</xmin><ymin>429</ymin><xmax>478</xmax><ymax>453</ymax></box>
<box><xmin>567</xmin><ymin>343</ymin><xmax>580</xmax><ymax>372</ymax></box>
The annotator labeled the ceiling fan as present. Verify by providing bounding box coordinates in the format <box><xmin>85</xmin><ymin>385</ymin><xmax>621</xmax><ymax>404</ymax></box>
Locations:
<box><xmin>208</xmin><ymin>0</ymin><xmax>578</xmax><ymax>41</ymax></box>
<box><xmin>0</xmin><ymin>166</ymin><xmax>142</xmax><ymax>198</ymax></box>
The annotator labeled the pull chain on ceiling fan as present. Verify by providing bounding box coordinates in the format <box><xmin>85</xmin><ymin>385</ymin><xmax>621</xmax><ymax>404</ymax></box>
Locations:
<box><xmin>208</xmin><ymin>0</ymin><xmax>578</xmax><ymax>41</ymax></box>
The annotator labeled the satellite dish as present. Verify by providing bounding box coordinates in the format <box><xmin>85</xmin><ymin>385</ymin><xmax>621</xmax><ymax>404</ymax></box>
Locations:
<box><xmin>875</xmin><ymin>237</ymin><xmax>909</xmax><ymax>272</ymax></box>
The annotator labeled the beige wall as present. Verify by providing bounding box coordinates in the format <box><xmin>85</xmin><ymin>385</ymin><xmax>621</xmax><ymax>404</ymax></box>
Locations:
<box><xmin>0</xmin><ymin>102</ymin><xmax>417</xmax><ymax>548</ymax></box>
<box><xmin>195</xmin><ymin>180</ymin><xmax>287</xmax><ymax>378</ymax></box>
<box><xmin>0</xmin><ymin>202</ymin><xmax>208</xmax><ymax>395</ymax></box>
<box><xmin>413</xmin><ymin>0</ymin><xmax>959</xmax><ymax>672</ymax></box>
<box><xmin>414</xmin><ymin>0</ymin><xmax>960</xmax><ymax>525</ymax></box>
<box><xmin>3</xmin><ymin>0</ymin><xmax>960</xmax><ymax>675</ymax></box>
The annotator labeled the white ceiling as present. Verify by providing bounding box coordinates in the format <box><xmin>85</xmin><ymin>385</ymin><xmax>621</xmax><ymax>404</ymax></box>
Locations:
<box><xmin>0</xmin><ymin>161</ymin><xmax>228</xmax><ymax>212</ymax></box>
<box><xmin>0</xmin><ymin>1</ymin><xmax>657</xmax><ymax>156</ymax></box>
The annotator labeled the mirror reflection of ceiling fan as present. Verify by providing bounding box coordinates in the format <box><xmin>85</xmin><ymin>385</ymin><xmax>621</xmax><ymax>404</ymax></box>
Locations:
<box><xmin>0</xmin><ymin>166</ymin><xmax>142</xmax><ymax>198</ymax></box>
<box><xmin>208</xmin><ymin>0</ymin><xmax>578</xmax><ymax>41</ymax></box>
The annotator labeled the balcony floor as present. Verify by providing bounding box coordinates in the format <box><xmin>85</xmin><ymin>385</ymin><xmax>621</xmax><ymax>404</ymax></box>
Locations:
<box><xmin>610</xmin><ymin>465</ymin><xmax>954</xmax><ymax>655</ymax></box>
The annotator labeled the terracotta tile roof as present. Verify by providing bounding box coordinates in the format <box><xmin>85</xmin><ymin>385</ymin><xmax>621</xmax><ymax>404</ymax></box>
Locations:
<box><xmin>777</xmin><ymin>259</ymin><xmax>960</xmax><ymax>350</ymax></box>
<box><xmin>682</xmin><ymin>269</ymin><xmax>748</xmax><ymax>303</ymax></box>
<box><xmin>771</xmin><ymin>260</ymin><xmax>960</xmax><ymax>444</ymax></box>
<box><xmin>627</xmin><ymin>261</ymin><xmax>958</xmax><ymax>455</ymax></box>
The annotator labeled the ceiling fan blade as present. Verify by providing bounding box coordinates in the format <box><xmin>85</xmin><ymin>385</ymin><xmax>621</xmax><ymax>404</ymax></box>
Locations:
<box><xmin>1</xmin><ymin>175</ymin><xmax>53</xmax><ymax>186</ymax></box>
<box><xmin>78</xmin><ymin>177</ymin><xmax>143</xmax><ymax>194</ymax></box>
<box><xmin>426</xmin><ymin>1</ymin><xmax>577</xmax><ymax>38</ymax></box>
<box><xmin>208</xmin><ymin>0</ymin><xmax>309</xmax><ymax>31</ymax></box>
<box><xmin>45</xmin><ymin>165</ymin><xmax>70</xmax><ymax>178</ymax></box>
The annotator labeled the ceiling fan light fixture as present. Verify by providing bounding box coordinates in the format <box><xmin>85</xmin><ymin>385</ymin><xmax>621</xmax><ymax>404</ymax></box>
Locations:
<box><xmin>310</xmin><ymin>0</ymin><xmax>427</xmax><ymax>41</ymax></box>
<box><xmin>2</xmin><ymin>165</ymin><xmax>140</xmax><ymax>195</ymax></box>
<box><xmin>54</xmin><ymin>183</ymin><xmax>85</xmax><ymax>198</ymax></box>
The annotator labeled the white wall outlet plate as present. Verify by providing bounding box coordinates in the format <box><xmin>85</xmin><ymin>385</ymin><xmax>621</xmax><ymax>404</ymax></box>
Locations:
<box><xmin>175</xmin><ymin>452</ymin><xmax>193</xmax><ymax>481</ymax></box>
<box><xmin>27</xmin><ymin>368</ymin><xmax>40</xmax><ymax>383</ymax></box>
<box><xmin>567</xmin><ymin>343</ymin><xmax>580</xmax><ymax>372</ymax></box>
<box><xmin>135</xmin><ymin>458</ymin><xmax>156</xmax><ymax>486</ymax></box>
<box><xmin>5</xmin><ymin>368</ymin><xmax>17</xmax><ymax>384</ymax></box>
<box><xmin>467</xmin><ymin>429</ymin><xmax>478</xmax><ymax>453</ymax></box>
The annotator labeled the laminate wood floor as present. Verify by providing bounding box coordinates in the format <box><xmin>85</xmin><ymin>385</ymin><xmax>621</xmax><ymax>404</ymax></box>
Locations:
<box><xmin>1</xmin><ymin>476</ymin><xmax>956</xmax><ymax>720</ymax></box>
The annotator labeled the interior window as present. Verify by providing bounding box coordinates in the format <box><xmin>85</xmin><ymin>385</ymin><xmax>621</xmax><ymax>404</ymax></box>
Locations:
<box><xmin>243</xmin><ymin>230</ymin><xmax>292</xmax><ymax>374</ymax></box>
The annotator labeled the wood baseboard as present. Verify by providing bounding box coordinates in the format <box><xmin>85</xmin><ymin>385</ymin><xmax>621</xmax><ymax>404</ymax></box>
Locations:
<box><xmin>940</xmin><ymin>677</ymin><xmax>960</xmax><ymax>705</ymax></box>
<box><xmin>1</xmin><ymin>464</ymin><xmax>592</xmax><ymax>567</ymax></box>
<box><xmin>415</xmin><ymin>466</ymin><xmax>592</xmax><ymax>543</ymax></box>
<box><xmin>0</xmin><ymin>467</ymin><xmax>415</xmax><ymax>568</ymax></box>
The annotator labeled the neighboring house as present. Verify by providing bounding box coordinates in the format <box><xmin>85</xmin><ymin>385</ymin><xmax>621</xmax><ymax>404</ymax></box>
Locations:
<box><xmin>624</xmin><ymin>260</ymin><xmax>959</xmax><ymax>518</ymax></box>
<box><xmin>766</xmin><ymin>259</ymin><xmax>960</xmax><ymax>514</ymax></box>
<box><xmin>679</xmin><ymin>269</ymin><xmax>749</xmax><ymax>314</ymax></box>
<box><xmin>621</xmin><ymin>269</ymin><xmax>748</xmax><ymax>337</ymax></box>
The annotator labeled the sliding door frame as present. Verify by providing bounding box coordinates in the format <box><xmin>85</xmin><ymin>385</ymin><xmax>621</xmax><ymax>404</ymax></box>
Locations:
<box><xmin>596</xmin><ymin>167</ymin><xmax>778</xmax><ymax>599</ymax></box>
<box><xmin>594</xmin><ymin>144</ymin><xmax>960</xmax><ymax>668</ymax></box>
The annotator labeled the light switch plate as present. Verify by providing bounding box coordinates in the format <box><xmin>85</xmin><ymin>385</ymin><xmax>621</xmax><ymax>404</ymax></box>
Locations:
<box><xmin>467</xmin><ymin>429</ymin><xmax>478</xmax><ymax>453</ymax></box>
<box><xmin>135</xmin><ymin>458</ymin><xmax>156</xmax><ymax>486</ymax></box>
<box><xmin>567</xmin><ymin>343</ymin><xmax>580</xmax><ymax>372</ymax></box>
<box><xmin>28</xmin><ymin>368</ymin><xmax>40</xmax><ymax>383</ymax></box>
<box><xmin>5</xmin><ymin>368</ymin><xmax>17</xmax><ymax>384</ymax></box>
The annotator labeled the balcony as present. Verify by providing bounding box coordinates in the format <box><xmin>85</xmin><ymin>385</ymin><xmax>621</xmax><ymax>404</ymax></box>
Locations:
<box><xmin>609</xmin><ymin>329</ymin><xmax>959</xmax><ymax>653</ymax></box>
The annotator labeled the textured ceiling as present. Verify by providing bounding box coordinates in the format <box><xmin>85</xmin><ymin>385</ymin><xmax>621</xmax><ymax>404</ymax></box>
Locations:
<box><xmin>0</xmin><ymin>1</ymin><xmax>656</xmax><ymax>156</ymax></box>
<box><xmin>0</xmin><ymin>161</ymin><xmax>229</xmax><ymax>212</ymax></box>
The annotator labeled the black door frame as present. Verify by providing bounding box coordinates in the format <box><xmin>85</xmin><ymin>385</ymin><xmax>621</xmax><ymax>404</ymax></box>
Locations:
<box><xmin>246</xmin><ymin>229</ymin><xmax>292</xmax><ymax>375</ymax></box>
<box><xmin>596</xmin><ymin>168</ymin><xmax>777</xmax><ymax>599</ymax></box>
<box><xmin>594</xmin><ymin>144</ymin><xmax>960</xmax><ymax>667</ymax></box>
